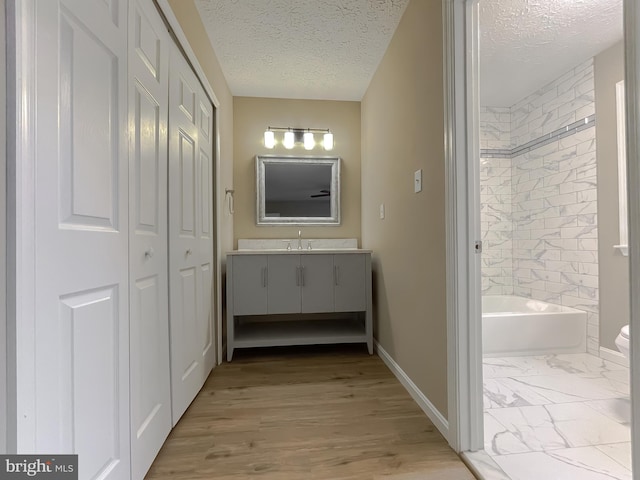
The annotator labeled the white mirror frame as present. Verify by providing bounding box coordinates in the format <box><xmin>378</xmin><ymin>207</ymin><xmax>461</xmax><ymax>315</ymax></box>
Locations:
<box><xmin>256</xmin><ymin>155</ymin><xmax>341</xmax><ymax>225</ymax></box>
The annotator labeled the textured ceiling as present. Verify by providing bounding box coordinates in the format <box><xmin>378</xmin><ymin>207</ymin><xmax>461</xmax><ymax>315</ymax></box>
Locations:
<box><xmin>480</xmin><ymin>0</ymin><xmax>623</xmax><ymax>107</ymax></box>
<box><xmin>193</xmin><ymin>0</ymin><xmax>622</xmax><ymax>105</ymax></box>
<box><xmin>194</xmin><ymin>0</ymin><xmax>410</xmax><ymax>101</ymax></box>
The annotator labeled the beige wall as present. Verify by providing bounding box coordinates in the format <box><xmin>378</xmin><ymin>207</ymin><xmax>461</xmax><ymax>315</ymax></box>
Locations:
<box><xmin>595</xmin><ymin>41</ymin><xmax>630</xmax><ymax>351</ymax></box>
<box><xmin>361</xmin><ymin>0</ymin><xmax>447</xmax><ymax>416</ymax></box>
<box><xmin>233</xmin><ymin>97</ymin><xmax>361</xmax><ymax>247</ymax></box>
<box><xmin>167</xmin><ymin>0</ymin><xmax>234</xmax><ymax>258</ymax></box>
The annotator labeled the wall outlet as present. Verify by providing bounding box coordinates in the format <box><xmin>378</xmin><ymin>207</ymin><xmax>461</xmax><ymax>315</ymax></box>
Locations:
<box><xmin>414</xmin><ymin>169</ymin><xmax>423</xmax><ymax>193</ymax></box>
<box><xmin>379</xmin><ymin>203</ymin><xmax>385</xmax><ymax>219</ymax></box>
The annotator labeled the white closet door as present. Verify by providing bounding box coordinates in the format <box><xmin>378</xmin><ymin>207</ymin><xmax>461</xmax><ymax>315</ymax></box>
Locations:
<box><xmin>168</xmin><ymin>42</ymin><xmax>215</xmax><ymax>424</ymax></box>
<box><xmin>128</xmin><ymin>0</ymin><xmax>172</xmax><ymax>477</ymax></box>
<box><xmin>196</xmin><ymin>77</ymin><xmax>216</xmax><ymax>377</ymax></box>
<box><xmin>33</xmin><ymin>1</ymin><xmax>130</xmax><ymax>479</ymax></box>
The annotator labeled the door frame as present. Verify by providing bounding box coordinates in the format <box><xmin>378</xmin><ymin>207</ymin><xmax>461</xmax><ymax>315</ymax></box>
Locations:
<box><xmin>443</xmin><ymin>0</ymin><xmax>483</xmax><ymax>452</ymax></box>
<box><xmin>444</xmin><ymin>0</ymin><xmax>640</xmax><ymax>470</ymax></box>
<box><xmin>624</xmin><ymin>1</ymin><xmax>640</xmax><ymax>473</ymax></box>
<box><xmin>154</xmin><ymin>0</ymin><xmax>224</xmax><ymax>366</ymax></box>
<box><xmin>6</xmin><ymin>0</ymin><xmax>38</xmax><ymax>451</ymax></box>
<box><xmin>0</xmin><ymin>0</ymin><xmax>7</xmax><ymax>455</ymax></box>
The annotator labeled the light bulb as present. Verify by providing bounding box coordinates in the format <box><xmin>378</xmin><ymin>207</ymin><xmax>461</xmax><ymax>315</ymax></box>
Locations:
<box><xmin>304</xmin><ymin>131</ymin><xmax>314</xmax><ymax>150</ymax></box>
<box><xmin>264</xmin><ymin>130</ymin><xmax>275</xmax><ymax>149</ymax></box>
<box><xmin>323</xmin><ymin>132</ymin><xmax>334</xmax><ymax>151</ymax></box>
<box><xmin>283</xmin><ymin>131</ymin><xmax>295</xmax><ymax>149</ymax></box>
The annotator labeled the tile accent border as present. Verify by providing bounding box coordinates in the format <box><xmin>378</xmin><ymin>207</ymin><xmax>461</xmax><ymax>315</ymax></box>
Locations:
<box><xmin>481</xmin><ymin>114</ymin><xmax>596</xmax><ymax>158</ymax></box>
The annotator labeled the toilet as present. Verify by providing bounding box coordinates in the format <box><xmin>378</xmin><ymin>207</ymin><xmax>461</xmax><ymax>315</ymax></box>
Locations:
<box><xmin>615</xmin><ymin>324</ymin><xmax>630</xmax><ymax>359</ymax></box>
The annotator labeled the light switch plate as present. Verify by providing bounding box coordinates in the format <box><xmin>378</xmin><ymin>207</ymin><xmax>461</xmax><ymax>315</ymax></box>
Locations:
<box><xmin>414</xmin><ymin>169</ymin><xmax>423</xmax><ymax>193</ymax></box>
<box><xmin>379</xmin><ymin>203</ymin><xmax>385</xmax><ymax>219</ymax></box>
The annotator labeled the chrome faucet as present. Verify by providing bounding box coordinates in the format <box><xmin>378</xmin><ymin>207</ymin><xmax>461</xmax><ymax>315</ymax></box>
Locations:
<box><xmin>297</xmin><ymin>230</ymin><xmax>303</xmax><ymax>250</ymax></box>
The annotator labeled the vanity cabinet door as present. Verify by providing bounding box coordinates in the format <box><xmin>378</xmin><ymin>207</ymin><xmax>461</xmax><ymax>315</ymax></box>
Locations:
<box><xmin>232</xmin><ymin>255</ymin><xmax>268</xmax><ymax>315</ymax></box>
<box><xmin>334</xmin><ymin>254</ymin><xmax>367</xmax><ymax>312</ymax></box>
<box><xmin>267</xmin><ymin>254</ymin><xmax>301</xmax><ymax>314</ymax></box>
<box><xmin>301</xmin><ymin>254</ymin><xmax>335</xmax><ymax>313</ymax></box>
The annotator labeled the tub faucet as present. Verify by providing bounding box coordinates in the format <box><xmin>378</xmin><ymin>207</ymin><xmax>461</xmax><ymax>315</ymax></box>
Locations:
<box><xmin>297</xmin><ymin>230</ymin><xmax>302</xmax><ymax>250</ymax></box>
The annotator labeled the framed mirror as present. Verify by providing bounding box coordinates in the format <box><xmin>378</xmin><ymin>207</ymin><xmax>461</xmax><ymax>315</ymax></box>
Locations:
<box><xmin>256</xmin><ymin>155</ymin><xmax>341</xmax><ymax>225</ymax></box>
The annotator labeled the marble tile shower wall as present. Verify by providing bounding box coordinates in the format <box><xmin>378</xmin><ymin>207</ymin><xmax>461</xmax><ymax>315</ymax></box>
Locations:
<box><xmin>481</xmin><ymin>59</ymin><xmax>600</xmax><ymax>355</ymax></box>
<box><xmin>480</xmin><ymin>107</ymin><xmax>513</xmax><ymax>295</ymax></box>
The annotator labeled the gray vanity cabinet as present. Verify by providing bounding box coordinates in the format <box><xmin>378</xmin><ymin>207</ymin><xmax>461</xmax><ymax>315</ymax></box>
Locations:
<box><xmin>231</xmin><ymin>254</ymin><xmax>302</xmax><ymax>315</ymax></box>
<box><xmin>300</xmin><ymin>254</ymin><xmax>335</xmax><ymax>313</ymax></box>
<box><xmin>232</xmin><ymin>254</ymin><xmax>268</xmax><ymax>316</ymax></box>
<box><xmin>334</xmin><ymin>254</ymin><xmax>367</xmax><ymax>312</ymax></box>
<box><xmin>266</xmin><ymin>254</ymin><xmax>302</xmax><ymax>314</ymax></box>
<box><xmin>226</xmin><ymin>250</ymin><xmax>373</xmax><ymax>360</ymax></box>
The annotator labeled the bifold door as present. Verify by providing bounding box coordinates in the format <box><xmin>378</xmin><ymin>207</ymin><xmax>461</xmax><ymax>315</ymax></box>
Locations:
<box><xmin>33</xmin><ymin>0</ymin><xmax>131</xmax><ymax>478</ymax></box>
<box><xmin>168</xmin><ymin>41</ymin><xmax>216</xmax><ymax>425</ymax></box>
<box><xmin>24</xmin><ymin>1</ymin><xmax>217</xmax><ymax>477</ymax></box>
<box><xmin>128</xmin><ymin>0</ymin><xmax>173</xmax><ymax>477</ymax></box>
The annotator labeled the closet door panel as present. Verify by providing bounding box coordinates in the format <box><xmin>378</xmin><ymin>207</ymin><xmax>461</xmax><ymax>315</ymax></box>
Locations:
<box><xmin>200</xmin><ymin>262</ymin><xmax>213</xmax><ymax>354</ymax></box>
<box><xmin>128</xmin><ymin>0</ymin><xmax>172</xmax><ymax>478</ymax></box>
<box><xmin>178</xmin><ymin>131</ymin><xmax>197</xmax><ymax>234</ymax></box>
<box><xmin>197</xmin><ymin>95</ymin><xmax>215</xmax><ymax>372</ymax></box>
<box><xmin>33</xmin><ymin>1</ymin><xmax>130</xmax><ymax>479</ymax></box>
<box><xmin>169</xmin><ymin>42</ymin><xmax>215</xmax><ymax>425</ymax></box>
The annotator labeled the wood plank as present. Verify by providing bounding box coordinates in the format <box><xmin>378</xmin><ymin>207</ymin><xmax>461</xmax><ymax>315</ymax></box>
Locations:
<box><xmin>145</xmin><ymin>346</ymin><xmax>476</xmax><ymax>480</ymax></box>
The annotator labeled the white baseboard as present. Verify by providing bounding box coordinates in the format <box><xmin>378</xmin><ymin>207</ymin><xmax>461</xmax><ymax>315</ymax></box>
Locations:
<box><xmin>375</xmin><ymin>340</ymin><xmax>449</xmax><ymax>439</ymax></box>
<box><xmin>599</xmin><ymin>346</ymin><xmax>629</xmax><ymax>367</ymax></box>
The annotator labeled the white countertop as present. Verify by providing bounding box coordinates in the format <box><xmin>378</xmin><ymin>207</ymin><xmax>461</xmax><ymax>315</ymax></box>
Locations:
<box><xmin>234</xmin><ymin>238</ymin><xmax>369</xmax><ymax>254</ymax></box>
<box><xmin>228</xmin><ymin>249</ymin><xmax>372</xmax><ymax>255</ymax></box>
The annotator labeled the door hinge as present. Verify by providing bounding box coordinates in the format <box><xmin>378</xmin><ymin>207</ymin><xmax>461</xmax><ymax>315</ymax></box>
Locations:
<box><xmin>474</xmin><ymin>241</ymin><xmax>482</xmax><ymax>254</ymax></box>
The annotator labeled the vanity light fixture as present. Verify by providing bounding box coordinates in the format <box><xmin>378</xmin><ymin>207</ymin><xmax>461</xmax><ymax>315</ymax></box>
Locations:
<box><xmin>264</xmin><ymin>129</ymin><xmax>275</xmax><ymax>149</ymax></box>
<box><xmin>303</xmin><ymin>130</ymin><xmax>315</xmax><ymax>150</ymax></box>
<box><xmin>283</xmin><ymin>130</ymin><xmax>295</xmax><ymax>149</ymax></box>
<box><xmin>323</xmin><ymin>132</ymin><xmax>334</xmax><ymax>151</ymax></box>
<box><xmin>263</xmin><ymin>126</ymin><xmax>334</xmax><ymax>150</ymax></box>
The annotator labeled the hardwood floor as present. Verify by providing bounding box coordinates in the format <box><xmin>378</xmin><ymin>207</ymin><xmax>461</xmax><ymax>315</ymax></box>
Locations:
<box><xmin>145</xmin><ymin>345</ymin><xmax>476</xmax><ymax>480</ymax></box>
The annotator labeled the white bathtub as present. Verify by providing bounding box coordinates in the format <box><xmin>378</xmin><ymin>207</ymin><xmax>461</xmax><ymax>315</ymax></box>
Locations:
<box><xmin>482</xmin><ymin>295</ymin><xmax>587</xmax><ymax>357</ymax></box>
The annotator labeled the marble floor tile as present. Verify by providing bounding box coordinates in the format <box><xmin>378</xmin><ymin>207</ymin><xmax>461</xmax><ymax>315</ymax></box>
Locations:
<box><xmin>584</xmin><ymin>398</ymin><xmax>631</xmax><ymax>425</ymax></box>
<box><xmin>486</xmin><ymin>406</ymin><xmax>570</xmax><ymax>452</ymax></box>
<box><xmin>500</xmin><ymin>374</ymin><xmax>624</xmax><ymax>403</ymax></box>
<box><xmin>483</xmin><ymin>353</ymin><xmax>633</xmax><ymax>480</ymax></box>
<box><xmin>603</xmin><ymin>369</ymin><xmax>631</xmax><ymax>385</ymax></box>
<box><xmin>483</xmin><ymin>353</ymin><xmax>626</xmax><ymax>379</ymax></box>
<box><xmin>494</xmin><ymin>448</ymin><xmax>632</xmax><ymax>480</ymax></box>
<box><xmin>483</xmin><ymin>378</ymin><xmax>549</xmax><ymax>409</ymax></box>
<box><xmin>596</xmin><ymin>442</ymin><xmax>632</xmax><ymax>471</ymax></box>
<box><xmin>548</xmin><ymin>447</ymin><xmax>632</xmax><ymax>479</ymax></box>
<box><xmin>552</xmin><ymin>353</ymin><xmax>628</xmax><ymax>375</ymax></box>
<box><xmin>484</xmin><ymin>413</ymin><xmax>531</xmax><ymax>456</ymax></box>
<box><xmin>483</xmin><ymin>355</ymin><xmax>571</xmax><ymax>379</ymax></box>
<box><xmin>595</xmin><ymin>370</ymin><xmax>631</xmax><ymax>396</ymax></box>
<box><xmin>543</xmin><ymin>403</ymin><xmax>631</xmax><ymax>447</ymax></box>
<box><xmin>487</xmin><ymin>403</ymin><xmax>630</xmax><ymax>452</ymax></box>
